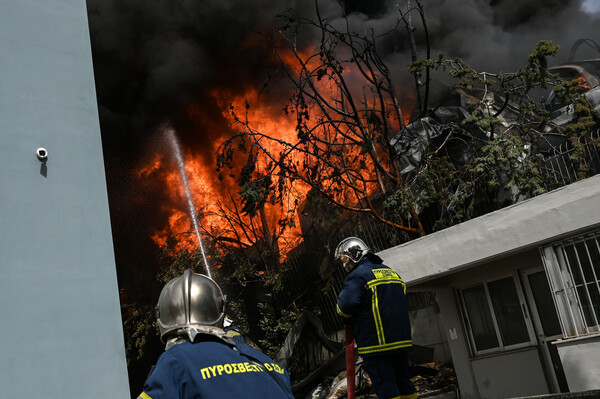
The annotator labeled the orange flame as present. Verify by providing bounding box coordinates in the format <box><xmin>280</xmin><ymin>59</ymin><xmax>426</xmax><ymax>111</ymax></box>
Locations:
<box><xmin>574</xmin><ymin>76</ymin><xmax>591</xmax><ymax>90</ymax></box>
<box><xmin>136</xmin><ymin>40</ymin><xmax>414</xmax><ymax>261</ymax></box>
<box><xmin>135</xmin><ymin>90</ymin><xmax>308</xmax><ymax>259</ymax></box>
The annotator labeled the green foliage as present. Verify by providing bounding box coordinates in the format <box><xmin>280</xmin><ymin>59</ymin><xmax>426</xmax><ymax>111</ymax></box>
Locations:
<box><xmin>469</xmin><ymin>133</ymin><xmax>546</xmax><ymax>195</ymax></box>
<box><xmin>447</xmin><ymin>58</ymin><xmax>482</xmax><ymax>91</ymax></box>
<box><xmin>225</xmin><ymin>299</ymin><xmax>251</xmax><ymax>334</ymax></box>
<box><xmin>383</xmin><ymin>155</ymin><xmax>456</xmax><ymax>221</ymax></box>
<box><xmin>524</xmin><ymin>40</ymin><xmax>559</xmax><ymax>89</ymax></box>
<box><xmin>408</xmin><ymin>56</ymin><xmax>440</xmax><ymax>76</ymax></box>
<box><xmin>385</xmin><ymin>39</ymin><xmax>598</xmax><ymax>233</ymax></box>
<box><xmin>122</xmin><ymin>303</ymin><xmax>156</xmax><ymax>364</ymax></box>
<box><xmin>237</xmin><ymin>154</ymin><xmax>276</xmax><ymax>216</ymax></box>
<box><xmin>256</xmin><ymin>295</ymin><xmax>301</xmax><ymax>358</ymax></box>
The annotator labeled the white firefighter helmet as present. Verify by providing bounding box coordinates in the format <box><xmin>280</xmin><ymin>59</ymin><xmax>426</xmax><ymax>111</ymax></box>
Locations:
<box><xmin>156</xmin><ymin>269</ymin><xmax>226</xmax><ymax>341</ymax></box>
<box><xmin>335</xmin><ymin>237</ymin><xmax>370</xmax><ymax>270</ymax></box>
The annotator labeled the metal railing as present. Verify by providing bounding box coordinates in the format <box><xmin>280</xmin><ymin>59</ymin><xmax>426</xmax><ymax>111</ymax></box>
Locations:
<box><xmin>540</xmin><ymin>129</ymin><xmax>600</xmax><ymax>186</ymax></box>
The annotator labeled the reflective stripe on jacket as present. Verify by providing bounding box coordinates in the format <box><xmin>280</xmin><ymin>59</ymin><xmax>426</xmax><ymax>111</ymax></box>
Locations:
<box><xmin>336</xmin><ymin>254</ymin><xmax>412</xmax><ymax>356</ymax></box>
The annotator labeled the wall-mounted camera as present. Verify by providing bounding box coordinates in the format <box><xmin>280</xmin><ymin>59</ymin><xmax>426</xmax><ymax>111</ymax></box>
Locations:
<box><xmin>36</xmin><ymin>147</ymin><xmax>48</xmax><ymax>162</ymax></box>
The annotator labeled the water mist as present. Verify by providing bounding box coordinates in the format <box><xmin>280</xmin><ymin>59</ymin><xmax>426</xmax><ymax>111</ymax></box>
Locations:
<box><xmin>165</xmin><ymin>126</ymin><xmax>212</xmax><ymax>279</ymax></box>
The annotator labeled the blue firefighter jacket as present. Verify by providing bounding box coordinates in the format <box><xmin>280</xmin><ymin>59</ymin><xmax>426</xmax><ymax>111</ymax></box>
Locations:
<box><xmin>336</xmin><ymin>254</ymin><xmax>412</xmax><ymax>357</ymax></box>
<box><xmin>139</xmin><ymin>337</ymin><xmax>294</xmax><ymax>399</ymax></box>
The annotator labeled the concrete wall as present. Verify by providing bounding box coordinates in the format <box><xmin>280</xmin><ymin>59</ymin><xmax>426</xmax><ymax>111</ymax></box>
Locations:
<box><xmin>471</xmin><ymin>348</ymin><xmax>548</xmax><ymax>398</ymax></box>
<box><xmin>410</xmin><ymin>305</ymin><xmax>452</xmax><ymax>362</ymax></box>
<box><xmin>435</xmin><ymin>287</ymin><xmax>481</xmax><ymax>399</ymax></box>
<box><xmin>0</xmin><ymin>1</ymin><xmax>130</xmax><ymax>397</ymax></box>
<box><xmin>555</xmin><ymin>335</ymin><xmax>600</xmax><ymax>392</ymax></box>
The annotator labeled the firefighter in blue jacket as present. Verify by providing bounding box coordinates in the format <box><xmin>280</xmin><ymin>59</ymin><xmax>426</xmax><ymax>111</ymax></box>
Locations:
<box><xmin>335</xmin><ymin>237</ymin><xmax>417</xmax><ymax>399</ymax></box>
<box><xmin>137</xmin><ymin>269</ymin><xmax>294</xmax><ymax>399</ymax></box>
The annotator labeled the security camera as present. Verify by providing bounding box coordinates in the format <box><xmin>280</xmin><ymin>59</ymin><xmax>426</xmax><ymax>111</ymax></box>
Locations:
<box><xmin>36</xmin><ymin>147</ymin><xmax>48</xmax><ymax>162</ymax></box>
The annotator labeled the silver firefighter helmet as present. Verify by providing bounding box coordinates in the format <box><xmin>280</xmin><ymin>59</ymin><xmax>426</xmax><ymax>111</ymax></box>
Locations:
<box><xmin>156</xmin><ymin>269</ymin><xmax>226</xmax><ymax>341</ymax></box>
<box><xmin>335</xmin><ymin>237</ymin><xmax>370</xmax><ymax>270</ymax></box>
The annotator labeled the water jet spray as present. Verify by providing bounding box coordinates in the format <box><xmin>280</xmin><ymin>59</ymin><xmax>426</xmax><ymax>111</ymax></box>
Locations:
<box><xmin>164</xmin><ymin>125</ymin><xmax>212</xmax><ymax>279</ymax></box>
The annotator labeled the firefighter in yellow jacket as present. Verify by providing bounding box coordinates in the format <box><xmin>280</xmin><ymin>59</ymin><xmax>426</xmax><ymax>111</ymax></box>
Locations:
<box><xmin>336</xmin><ymin>237</ymin><xmax>417</xmax><ymax>399</ymax></box>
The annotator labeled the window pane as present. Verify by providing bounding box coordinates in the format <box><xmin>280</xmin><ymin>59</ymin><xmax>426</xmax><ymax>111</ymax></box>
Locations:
<box><xmin>577</xmin><ymin>284</ymin><xmax>600</xmax><ymax>327</ymax></box>
<box><xmin>576</xmin><ymin>241</ymin><xmax>595</xmax><ymax>282</ymax></box>
<box><xmin>588</xmin><ymin>239</ymin><xmax>600</xmax><ymax>280</ymax></box>
<box><xmin>488</xmin><ymin>277</ymin><xmax>530</xmax><ymax>346</ymax></box>
<box><xmin>463</xmin><ymin>285</ymin><xmax>499</xmax><ymax>351</ymax></box>
<box><xmin>528</xmin><ymin>272</ymin><xmax>562</xmax><ymax>337</ymax></box>
<box><xmin>590</xmin><ymin>284</ymin><xmax>600</xmax><ymax>326</ymax></box>
<box><xmin>564</xmin><ymin>245</ymin><xmax>583</xmax><ymax>285</ymax></box>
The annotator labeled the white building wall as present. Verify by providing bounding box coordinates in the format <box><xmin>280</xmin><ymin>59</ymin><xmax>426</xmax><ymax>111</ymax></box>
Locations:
<box><xmin>555</xmin><ymin>335</ymin><xmax>600</xmax><ymax>391</ymax></box>
<box><xmin>430</xmin><ymin>252</ymin><xmax>553</xmax><ymax>398</ymax></box>
<box><xmin>0</xmin><ymin>1</ymin><xmax>130</xmax><ymax>397</ymax></box>
<box><xmin>470</xmin><ymin>348</ymin><xmax>548</xmax><ymax>398</ymax></box>
<box><xmin>435</xmin><ymin>288</ymin><xmax>481</xmax><ymax>399</ymax></box>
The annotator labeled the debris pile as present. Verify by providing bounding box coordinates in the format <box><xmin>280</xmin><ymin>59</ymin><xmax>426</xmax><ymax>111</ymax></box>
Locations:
<box><xmin>411</xmin><ymin>362</ymin><xmax>457</xmax><ymax>397</ymax></box>
<box><xmin>303</xmin><ymin>361</ymin><xmax>457</xmax><ymax>399</ymax></box>
<box><xmin>274</xmin><ymin>311</ymin><xmax>458</xmax><ymax>398</ymax></box>
<box><xmin>307</xmin><ymin>365</ymin><xmax>374</xmax><ymax>399</ymax></box>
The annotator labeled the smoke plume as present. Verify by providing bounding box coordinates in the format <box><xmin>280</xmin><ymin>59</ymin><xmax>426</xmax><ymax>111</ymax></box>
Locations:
<box><xmin>87</xmin><ymin>0</ymin><xmax>600</xmax><ymax>292</ymax></box>
<box><xmin>88</xmin><ymin>0</ymin><xmax>600</xmax><ymax>151</ymax></box>
<box><xmin>88</xmin><ymin>0</ymin><xmax>597</xmax><ymax>129</ymax></box>
<box><xmin>87</xmin><ymin>0</ymin><xmax>600</xmax><ymax>281</ymax></box>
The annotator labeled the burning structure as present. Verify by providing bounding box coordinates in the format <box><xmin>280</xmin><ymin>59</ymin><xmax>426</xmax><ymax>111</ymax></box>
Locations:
<box><xmin>88</xmin><ymin>0</ymin><xmax>600</xmax><ymax>264</ymax></box>
<box><xmin>392</xmin><ymin>49</ymin><xmax>600</xmax><ymax>181</ymax></box>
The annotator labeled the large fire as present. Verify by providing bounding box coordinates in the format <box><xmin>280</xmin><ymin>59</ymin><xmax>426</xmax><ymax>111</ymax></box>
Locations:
<box><xmin>137</xmin><ymin>88</ymin><xmax>308</xmax><ymax>259</ymax></box>
<box><xmin>135</xmin><ymin>40</ymin><xmax>413</xmax><ymax>262</ymax></box>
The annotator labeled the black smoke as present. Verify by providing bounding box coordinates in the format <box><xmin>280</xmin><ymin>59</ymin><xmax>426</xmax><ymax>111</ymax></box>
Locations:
<box><xmin>88</xmin><ymin>0</ymin><xmax>600</xmax><ymax>156</ymax></box>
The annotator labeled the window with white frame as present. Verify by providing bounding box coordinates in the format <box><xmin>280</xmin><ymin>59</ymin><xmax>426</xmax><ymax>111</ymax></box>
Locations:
<box><xmin>540</xmin><ymin>231</ymin><xmax>600</xmax><ymax>338</ymax></box>
<box><xmin>459</xmin><ymin>275</ymin><xmax>534</xmax><ymax>355</ymax></box>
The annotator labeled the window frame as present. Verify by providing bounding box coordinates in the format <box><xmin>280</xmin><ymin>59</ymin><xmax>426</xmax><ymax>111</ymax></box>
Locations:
<box><xmin>458</xmin><ymin>273</ymin><xmax>537</xmax><ymax>356</ymax></box>
<box><xmin>540</xmin><ymin>230</ymin><xmax>600</xmax><ymax>338</ymax></box>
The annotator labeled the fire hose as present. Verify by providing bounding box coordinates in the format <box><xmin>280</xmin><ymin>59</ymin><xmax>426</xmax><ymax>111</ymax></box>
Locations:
<box><xmin>345</xmin><ymin>323</ymin><xmax>355</xmax><ymax>399</ymax></box>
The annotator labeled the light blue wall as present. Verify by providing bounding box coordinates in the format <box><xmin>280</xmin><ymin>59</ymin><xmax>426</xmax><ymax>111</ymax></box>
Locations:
<box><xmin>0</xmin><ymin>1</ymin><xmax>130</xmax><ymax>397</ymax></box>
